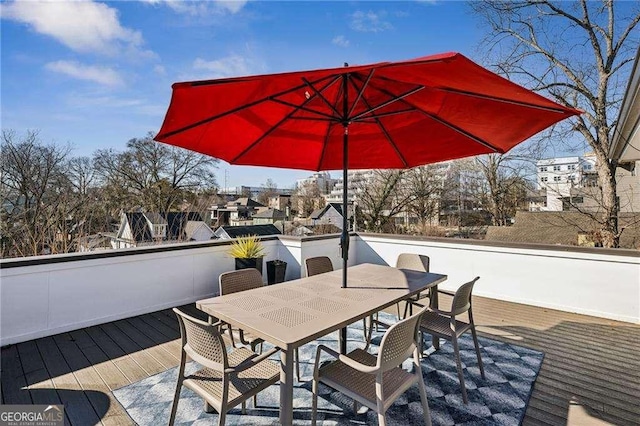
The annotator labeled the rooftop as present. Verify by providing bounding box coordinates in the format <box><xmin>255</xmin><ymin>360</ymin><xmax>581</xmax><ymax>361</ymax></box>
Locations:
<box><xmin>2</xmin><ymin>296</ymin><xmax>638</xmax><ymax>425</ymax></box>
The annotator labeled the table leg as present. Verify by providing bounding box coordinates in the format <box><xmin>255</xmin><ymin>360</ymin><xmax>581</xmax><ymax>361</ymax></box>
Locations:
<box><xmin>340</xmin><ymin>327</ymin><xmax>347</xmax><ymax>354</ymax></box>
<box><xmin>280</xmin><ymin>347</ymin><xmax>294</xmax><ymax>425</ymax></box>
<box><xmin>430</xmin><ymin>285</ymin><xmax>440</xmax><ymax>350</ymax></box>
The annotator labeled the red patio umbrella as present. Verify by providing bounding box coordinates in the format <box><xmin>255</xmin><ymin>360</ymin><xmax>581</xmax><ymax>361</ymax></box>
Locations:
<box><xmin>155</xmin><ymin>51</ymin><xmax>579</xmax><ymax>292</ymax></box>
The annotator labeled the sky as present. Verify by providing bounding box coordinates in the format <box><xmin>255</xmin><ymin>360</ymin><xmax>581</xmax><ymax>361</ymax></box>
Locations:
<box><xmin>2</xmin><ymin>0</ymin><xmax>502</xmax><ymax>189</ymax></box>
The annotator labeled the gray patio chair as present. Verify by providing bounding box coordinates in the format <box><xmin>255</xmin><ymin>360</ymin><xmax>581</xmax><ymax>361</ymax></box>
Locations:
<box><xmin>219</xmin><ymin>268</ymin><xmax>265</xmax><ymax>353</ymax></box>
<box><xmin>397</xmin><ymin>253</ymin><xmax>430</xmax><ymax>319</ymax></box>
<box><xmin>311</xmin><ymin>305</ymin><xmax>432</xmax><ymax>426</ymax></box>
<box><xmin>169</xmin><ymin>308</ymin><xmax>280</xmax><ymax>426</ymax></box>
<box><xmin>304</xmin><ymin>256</ymin><xmax>373</xmax><ymax>350</ymax></box>
<box><xmin>418</xmin><ymin>276</ymin><xmax>484</xmax><ymax>404</ymax></box>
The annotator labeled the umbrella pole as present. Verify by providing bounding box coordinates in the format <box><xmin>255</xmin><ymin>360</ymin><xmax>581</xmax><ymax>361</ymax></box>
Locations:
<box><xmin>339</xmin><ymin>127</ymin><xmax>349</xmax><ymax>354</ymax></box>
<box><xmin>340</xmin><ymin>69</ymin><xmax>350</xmax><ymax>353</ymax></box>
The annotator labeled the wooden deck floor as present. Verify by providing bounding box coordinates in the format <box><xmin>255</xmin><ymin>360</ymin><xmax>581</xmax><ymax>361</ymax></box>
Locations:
<box><xmin>2</xmin><ymin>297</ymin><xmax>639</xmax><ymax>426</ymax></box>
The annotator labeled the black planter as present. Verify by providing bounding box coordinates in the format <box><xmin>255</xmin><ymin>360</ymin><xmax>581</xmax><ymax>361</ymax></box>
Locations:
<box><xmin>235</xmin><ymin>257</ymin><xmax>263</xmax><ymax>275</ymax></box>
<box><xmin>266</xmin><ymin>260</ymin><xmax>287</xmax><ymax>285</ymax></box>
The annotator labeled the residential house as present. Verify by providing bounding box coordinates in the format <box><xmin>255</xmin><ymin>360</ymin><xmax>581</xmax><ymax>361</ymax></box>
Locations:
<box><xmin>112</xmin><ymin>212</ymin><xmax>166</xmax><ymax>249</ymax></box>
<box><xmin>253</xmin><ymin>208</ymin><xmax>286</xmax><ymax>225</ymax></box>
<box><xmin>209</xmin><ymin>198</ymin><xmax>266</xmax><ymax>228</ymax></box>
<box><xmin>213</xmin><ymin>224</ymin><xmax>282</xmax><ymax>239</ymax></box>
<box><xmin>310</xmin><ymin>202</ymin><xmax>349</xmax><ymax>230</ymax></box>
<box><xmin>268</xmin><ymin>194</ymin><xmax>291</xmax><ymax>214</ymax></box>
<box><xmin>184</xmin><ymin>221</ymin><xmax>215</xmax><ymax>241</ymax></box>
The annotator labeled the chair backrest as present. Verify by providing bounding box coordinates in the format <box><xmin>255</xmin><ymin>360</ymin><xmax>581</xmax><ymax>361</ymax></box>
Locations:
<box><xmin>395</xmin><ymin>253</ymin><xmax>429</xmax><ymax>273</ymax></box>
<box><xmin>377</xmin><ymin>305</ymin><xmax>428</xmax><ymax>371</ymax></box>
<box><xmin>305</xmin><ymin>256</ymin><xmax>333</xmax><ymax>277</ymax></box>
<box><xmin>219</xmin><ymin>268</ymin><xmax>263</xmax><ymax>296</ymax></box>
<box><xmin>173</xmin><ymin>308</ymin><xmax>228</xmax><ymax>370</ymax></box>
<box><xmin>451</xmin><ymin>277</ymin><xmax>480</xmax><ymax>316</ymax></box>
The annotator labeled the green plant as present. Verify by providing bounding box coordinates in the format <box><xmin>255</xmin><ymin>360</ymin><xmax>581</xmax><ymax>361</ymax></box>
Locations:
<box><xmin>228</xmin><ymin>235</ymin><xmax>265</xmax><ymax>259</ymax></box>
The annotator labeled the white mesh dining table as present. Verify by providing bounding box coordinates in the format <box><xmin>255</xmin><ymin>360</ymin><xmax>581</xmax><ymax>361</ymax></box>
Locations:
<box><xmin>196</xmin><ymin>262</ymin><xmax>447</xmax><ymax>425</ymax></box>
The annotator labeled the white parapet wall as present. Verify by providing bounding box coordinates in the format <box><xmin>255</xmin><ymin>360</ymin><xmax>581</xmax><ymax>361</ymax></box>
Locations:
<box><xmin>355</xmin><ymin>233</ymin><xmax>640</xmax><ymax>324</ymax></box>
<box><xmin>0</xmin><ymin>234</ymin><xmax>353</xmax><ymax>346</ymax></box>
<box><xmin>3</xmin><ymin>232</ymin><xmax>636</xmax><ymax>346</ymax></box>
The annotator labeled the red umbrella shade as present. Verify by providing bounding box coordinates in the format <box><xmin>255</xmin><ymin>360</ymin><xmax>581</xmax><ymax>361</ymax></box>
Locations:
<box><xmin>155</xmin><ymin>52</ymin><xmax>579</xmax><ymax>171</ymax></box>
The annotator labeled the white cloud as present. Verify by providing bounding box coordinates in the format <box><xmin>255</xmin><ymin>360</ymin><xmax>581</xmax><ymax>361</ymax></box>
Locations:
<box><xmin>350</xmin><ymin>10</ymin><xmax>393</xmax><ymax>33</ymax></box>
<box><xmin>332</xmin><ymin>35</ymin><xmax>350</xmax><ymax>48</ymax></box>
<box><xmin>46</xmin><ymin>61</ymin><xmax>123</xmax><ymax>87</ymax></box>
<box><xmin>154</xmin><ymin>65</ymin><xmax>167</xmax><ymax>75</ymax></box>
<box><xmin>192</xmin><ymin>55</ymin><xmax>257</xmax><ymax>79</ymax></box>
<box><xmin>143</xmin><ymin>0</ymin><xmax>248</xmax><ymax>16</ymax></box>
<box><xmin>1</xmin><ymin>0</ymin><xmax>152</xmax><ymax>57</ymax></box>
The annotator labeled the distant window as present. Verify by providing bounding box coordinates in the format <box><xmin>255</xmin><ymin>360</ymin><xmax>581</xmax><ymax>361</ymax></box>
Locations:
<box><xmin>541</xmin><ymin>177</ymin><xmax>548</xmax><ymax>182</ymax></box>
<box><xmin>568</xmin><ymin>164</ymin><xmax>576</xmax><ymax>170</ymax></box>
<box><xmin>553</xmin><ymin>165</ymin><xmax>561</xmax><ymax>171</ymax></box>
<box><xmin>584</xmin><ymin>164</ymin><xmax>592</xmax><ymax>170</ymax></box>
<box><xmin>539</xmin><ymin>166</ymin><xmax>548</xmax><ymax>172</ymax></box>
<box><xmin>554</xmin><ymin>176</ymin><xmax>562</xmax><ymax>182</ymax></box>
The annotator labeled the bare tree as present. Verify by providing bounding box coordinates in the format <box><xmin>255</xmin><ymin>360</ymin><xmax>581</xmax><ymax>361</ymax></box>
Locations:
<box><xmin>292</xmin><ymin>182</ymin><xmax>323</xmax><ymax>217</ymax></box>
<box><xmin>1</xmin><ymin>130</ymin><xmax>71</xmax><ymax>257</ymax></box>
<box><xmin>93</xmin><ymin>132</ymin><xmax>219</xmax><ymax>214</ymax></box>
<box><xmin>471</xmin><ymin>0</ymin><xmax>640</xmax><ymax>247</ymax></box>
<box><xmin>476</xmin><ymin>154</ymin><xmax>531</xmax><ymax>226</ymax></box>
<box><xmin>257</xmin><ymin>178</ymin><xmax>278</xmax><ymax>206</ymax></box>
<box><xmin>404</xmin><ymin>165</ymin><xmax>443</xmax><ymax>233</ymax></box>
<box><xmin>355</xmin><ymin>170</ymin><xmax>411</xmax><ymax>233</ymax></box>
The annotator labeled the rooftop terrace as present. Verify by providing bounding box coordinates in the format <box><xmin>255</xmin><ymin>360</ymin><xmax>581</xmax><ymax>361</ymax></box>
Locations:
<box><xmin>1</xmin><ymin>233</ymin><xmax>638</xmax><ymax>425</ymax></box>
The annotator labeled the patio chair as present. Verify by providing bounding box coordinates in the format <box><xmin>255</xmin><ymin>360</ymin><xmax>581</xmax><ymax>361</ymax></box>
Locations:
<box><xmin>169</xmin><ymin>308</ymin><xmax>280</xmax><ymax>426</ymax></box>
<box><xmin>219</xmin><ymin>268</ymin><xmax>265</xmax><ymax>353</ymax></box>
<box><xmin>418</xmin><ymin>276</ymin><xmax>484</xmax><ymax>404</ymax></box>
<box><xmin>304</xmin><ymin>256</ymin><xmax>373</xmax><ymax>350</ymax></box>
<box><xmin>397</xmin><ymin>253</ymin><xmax>430</xmax><ymax>319</ymax></box>
<box><xmin>311</xmin><ymin>305</ymin><xmax>432</xmax><ymax>426</ymax></box>
<box><xmin>372</xmin><ymin>253</ymin><xmax>430</xmax><ymax>333</ymax></box>
<box><xmin>221</xmin><ymin>268</ymin><xmax>306</xmax><ymax>382</ymax></box>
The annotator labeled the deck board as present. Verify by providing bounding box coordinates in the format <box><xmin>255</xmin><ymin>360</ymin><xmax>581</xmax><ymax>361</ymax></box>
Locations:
<box><xmin>2</xmin><ymin>296</ymin><xmax>639</xmax><ymax>426</ymax></box>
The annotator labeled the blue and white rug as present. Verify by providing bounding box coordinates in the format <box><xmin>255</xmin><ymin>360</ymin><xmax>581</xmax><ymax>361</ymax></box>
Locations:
<box><xmin>113</xmin><ymin>312</ymin><xmax>543</xmax><ymax>425</ymax></box>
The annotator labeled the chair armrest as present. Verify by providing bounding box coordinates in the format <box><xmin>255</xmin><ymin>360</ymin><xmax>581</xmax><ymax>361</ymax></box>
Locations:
<box><xmin>315</xmin><ymin>345</ymin><xmax>379</xmax><ymax>374</ymax></box>
<box><xmin>228</xmin><ymin>346</ymin><xmax>281</xmax><ymax>373</ymax></box>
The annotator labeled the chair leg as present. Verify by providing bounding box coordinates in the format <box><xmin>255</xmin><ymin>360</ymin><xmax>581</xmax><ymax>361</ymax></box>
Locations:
<box><xmin>402</xmin><ymin>300</ymin><xmax>410</xmax><ymax>320</ymax></box>
<box><xmin>414</xmin><ymin>350</ymin><xmax>432</xmax><ymax>426</ymax></box>
<box><xmin>451</xmin><ymin>334</ymin><xmax>468</xmax><ymax>404</ymax></box>
<box><xmin>241</xmin><ymin>401</ymin><xmax>246</xmax><ymax>415</ymax></box>
<box><xmin>311</xmin><ymin>377</ymin><xmax>319</xmax><ymax>426</ymax></box>
<box><xmin>396</xmin><ymin>302</ymin><xmax>402</xmax><ymax>321</ymax></box>
<box><xmin>168</xmin><ymin>379</ymin><xmax>182</xmax><ymax>426</ymax></box>
<box><xmin>363</xmin><ymin>316</ymin><xmax>374</xmax><ymax>351</ymax></box>
<box><xmin>217</xmin><ymin>409</ymin><xmax>226</xmax><ymax>426</ymax></box>
<box><xmin>470</xmin><ymin>322</ymin><xmax>485</xmax><ymax>379</ymax></box>
<box><xmin>253</xmin><ymin>394</ymin><xmax>257</xmax><ymax>408</ymax></box>
<box><xmin>295</xmin><ymin>348</ymin><xmax>301</xmax><ymax>382</ymax></box>
<box><xmin>376</xmin><ymin>379</ymin><xmax>386</xmax><ymax>426</ymax></box>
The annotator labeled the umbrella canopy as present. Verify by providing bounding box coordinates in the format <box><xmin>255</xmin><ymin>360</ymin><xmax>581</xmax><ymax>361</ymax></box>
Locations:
<box><xmin>155</xmin><ymin>52</ymin><xmax>578</xmax><ymax>170</ymax></box>
<box><xmin>155</xmin><ymin>51</ymin><xmax>579</xmax><ymax>292</ymax></box>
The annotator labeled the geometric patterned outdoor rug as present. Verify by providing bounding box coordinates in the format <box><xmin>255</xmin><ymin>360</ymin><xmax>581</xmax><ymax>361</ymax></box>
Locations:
<box><xmin>113</xmin><ymin>312</ymin><xmax>544</xmax><ymax>425</ymax></box>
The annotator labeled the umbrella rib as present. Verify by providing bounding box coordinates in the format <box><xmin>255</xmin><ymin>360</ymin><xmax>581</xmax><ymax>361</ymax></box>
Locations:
<box><xmin>359</xmin><ymin>78</ymin><xmax>505</xmax><ymax>153</ymax></box>
<box><xmin>302</xmin><ymin>76</ymin><xmax>343</xmax><ymax>118</ymax></box>
<box><xmin>269</xmin><ymin>98</ymin><xmax>339</xmax><ymax>121</ymax></box>
<box><xmin>157</xmin><ymin>74</ymin><xmax>340</xmax><ymax>139</ymax></box>
<box><xmin>422</xmin><ymin>112</ymin><xmax>504</xmax><ymax>153</ymax></box>
<box><xmin>316</xmin><ymin>120</ymin><xmax>335</xmax><ymax>171</ymax></box>
<box><xmin>229</xmin><ymin>77</ymin><xmax>341</xmax><ymax>163</ymax></box>
<box><xmin>435</xmin><ymin>87</ymin><xmax>571</xmax><ymax>114</ymax></box>
<box><xmin>350</xmin><ymin>86</ymin><xmax>425</xmax><ymax>122</ymax></box>
<box><xmin>352</xmin><ymin>80</ymin><xmax>409</xmax><ymax>168</ymax></box>
<box><xmin>347</xmin><ymin>69</ymin><xmax>375</xmax><ymax>118</ymax></box>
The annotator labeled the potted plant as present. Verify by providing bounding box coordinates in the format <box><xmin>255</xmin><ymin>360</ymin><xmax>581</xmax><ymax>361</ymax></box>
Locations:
<box><xmin>228</xmin><ymin>235</ymin><xmax>265</xmax><ymax>274</ymax></box>
<box><xmin>266</xmin><ymin>259</ymin><xmax>287</xmax><ymax>285</ymax></box>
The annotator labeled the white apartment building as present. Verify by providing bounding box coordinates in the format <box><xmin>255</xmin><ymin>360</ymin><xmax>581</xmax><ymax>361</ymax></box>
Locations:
<box><xmin>325</xmin><ymin>169</ymin><xmax>377</xmax><ymax>203</ymax></box>
<box><xmin>536</xmin><ymin>155</ymin><xmax>597</xmax><ymax>211</ymax></box>
<box><xmin>295</xmin><ymin>172</ymin><xmax>335</xmax><ymax>194</ymax></box>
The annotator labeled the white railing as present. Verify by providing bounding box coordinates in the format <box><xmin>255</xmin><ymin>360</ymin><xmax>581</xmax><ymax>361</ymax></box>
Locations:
<box><xmin>1</xmin><ymin>233</ymin><xmax>638</xmax><ymax>346</ymax></box>
<box><xmin>356</xmin><ymin>233</ymin><xmax>640</xmax><ymax>324</ymax></box>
